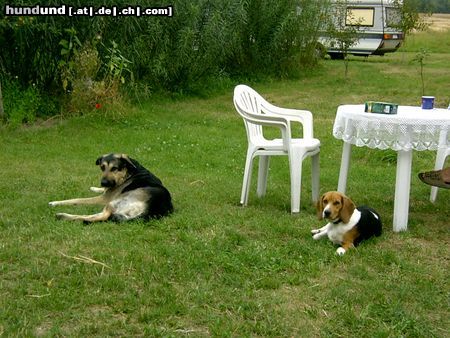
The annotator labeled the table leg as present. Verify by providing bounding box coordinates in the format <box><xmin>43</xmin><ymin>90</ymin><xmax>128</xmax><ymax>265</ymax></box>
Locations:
<box><xmin>393</xmin><ymin>150</ymin><xmax>412</xmax><ymax>232</ymax></box>
<box><xmin>338</xmin><ymin>142</ymin><xmax>352</xmax><ymax>193</ymax></box>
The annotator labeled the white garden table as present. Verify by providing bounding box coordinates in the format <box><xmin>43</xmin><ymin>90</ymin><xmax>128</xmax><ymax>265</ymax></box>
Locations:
<box><xmin>333</xmin><ymin>104</ymin><xmax>450</xmax><ymax>232</ymax></box>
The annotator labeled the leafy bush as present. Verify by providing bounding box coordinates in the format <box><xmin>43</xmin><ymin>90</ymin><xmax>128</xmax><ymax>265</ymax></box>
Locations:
<box><xmin>234</xmin><ymin>0</ymin><xmax>327</xmax><ymax>77</ymax></box>
<box><xmin>1</xmin><ymin>0</ymin><xmax>423</xmax><ymax>122</ymax></box>
<box><xmin>1</xmin><ymin>0</ymin><xmax>328</xmax><ymax>93</ymax></box>
<box><xmin>1</xmin><ymin>79</ymin><xmax>59</xmax><ymax>126</ymax></box>
<box><xmin>62</xmin><ymin>42</ymin><xmax>101</xmax><ymax>114</ymax></box>
<box><xmin>4</xmin><ymin>81</ymin><xmax>39</xmax><ymax>126</ymax></box>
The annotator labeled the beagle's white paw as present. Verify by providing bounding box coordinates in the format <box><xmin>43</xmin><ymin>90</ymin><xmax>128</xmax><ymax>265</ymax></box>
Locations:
<box><xmin>336</xmin><ymin>247</ymin><xmax>346</xmax><ymax>256</ymax></box>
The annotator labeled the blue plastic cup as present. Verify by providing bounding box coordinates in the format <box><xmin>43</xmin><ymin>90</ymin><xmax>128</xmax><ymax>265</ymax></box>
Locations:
<box><xmin>421</xmin><ymin>96</ymin><xmax>434</xmax><ymax>109</ymax></box>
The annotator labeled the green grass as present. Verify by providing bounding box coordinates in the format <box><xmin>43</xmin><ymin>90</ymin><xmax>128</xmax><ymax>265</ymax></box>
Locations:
<box><xmin>1</xmin><ymin>31</ymin><xmax>449</xmax><ymax>336</ymax></box>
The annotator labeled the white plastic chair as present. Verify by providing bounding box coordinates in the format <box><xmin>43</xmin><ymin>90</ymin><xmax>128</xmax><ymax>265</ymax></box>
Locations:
<box><xmin>430</xmin><ymin>145</ymin><xmax>450</xmax><ymax>202</ymax></box>
<box><xmin>233</xmin><ymin>84</ymin><xmax>320</xmax><ymax>213</ymax></box>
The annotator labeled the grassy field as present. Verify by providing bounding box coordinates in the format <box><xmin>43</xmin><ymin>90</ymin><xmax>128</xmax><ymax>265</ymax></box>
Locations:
<box><xmin>1</xmin><ymin>26</ymin><xmax>449</xmax><ymax>336</ymax></box>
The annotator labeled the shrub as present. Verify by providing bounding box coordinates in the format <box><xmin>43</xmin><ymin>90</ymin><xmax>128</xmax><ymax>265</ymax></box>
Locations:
<box><xmin>60</xmin><ymin>40</ymin><xmax>131</xmax><ymax>116</ymax></box>
<box><xmin>1</xmin><ymin>0</ymin><xmax>329</xmax><ymax>95</ymax></box>
<box><xmin>1</xmin><ymin>79</ymin><xmax>58</xmax><ymax>126</ymax></box>
<box><xmin>62</xmin><ymin>42</ymin><xmax>101</xmax><ymax>114</ymax></box>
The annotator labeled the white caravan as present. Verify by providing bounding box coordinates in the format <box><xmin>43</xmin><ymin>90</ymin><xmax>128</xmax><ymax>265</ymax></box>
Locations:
<box><xmin>321</xmin><ymin>0</ymin><xmax>404</xmax><ymax>58</ymax></box>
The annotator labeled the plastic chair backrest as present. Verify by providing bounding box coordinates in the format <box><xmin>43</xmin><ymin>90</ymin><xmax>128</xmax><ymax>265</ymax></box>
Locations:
<box><xmin>233</xmin><ymin>85</ymin><xmax>289</xmax><ymax>146</ymax></box>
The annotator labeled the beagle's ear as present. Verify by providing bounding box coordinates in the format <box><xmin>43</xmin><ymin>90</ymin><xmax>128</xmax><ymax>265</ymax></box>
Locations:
<box><xmin>316</xmin><ymin>195</ymin><xmax>324</xmax><ymax>220</ymax></box>
<box><xmin>339</xmin><ymin>196</ymin><xmax>356</xmax><ymax>224</ymax></box>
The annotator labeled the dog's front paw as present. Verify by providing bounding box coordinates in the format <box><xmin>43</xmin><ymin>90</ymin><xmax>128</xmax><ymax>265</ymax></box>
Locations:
<box><xmin>56</xmin><ymin>213</ymin><xmax>71</xmax><ymax>220</ymax></box>
<box><xmin>90</xmin><ymin>187</ymin><xmax>105</xmax><ymax>193</ymax></box>
<box><xmin>336</xmin><ymin>247</ymin><xmax>346</xmax><ymax>256</ymax></box>
<box><xmin>49</xmin><ymin>201</ymin><xmax>59</xmax><ymax>207</ymax></box>
<box><xmin>312</xmin><ymin>233</ymin><xmax>323</xmax><ymax>240</ymax></box>
<box><xmin>311</xmin><ymin>229</ymin><xmax>321</xmax><ymax>235</ymax></box>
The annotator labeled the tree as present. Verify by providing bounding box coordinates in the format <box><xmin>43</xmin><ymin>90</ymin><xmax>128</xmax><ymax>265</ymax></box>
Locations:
<box><xmin>394</xmin><ymin>0</ymin><xmax>428</xmax><ymax>36</ymax></box>
<box><xmin>413</xmin><ymin>48</ymin><xmax>429</xmax><ymax>96</ymax></box>
<box><xmin>326</xmin><ymin>0</ymin><xmax>361</xmax><ymax>78</ymax></box>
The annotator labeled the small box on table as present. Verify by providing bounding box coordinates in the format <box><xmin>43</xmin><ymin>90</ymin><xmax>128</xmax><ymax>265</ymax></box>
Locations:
<box><xmin>364</xmin><ymin>101</ymin><xmax>398</xmax><ymax>114</ymax></box>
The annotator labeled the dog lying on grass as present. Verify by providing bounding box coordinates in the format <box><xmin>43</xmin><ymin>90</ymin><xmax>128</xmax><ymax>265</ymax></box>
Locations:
<box><xmin>49</xmin><ymin>153</ymin><xmax>173</xmax><ymax>222</ymax></box>
<box><xmin>311</xmin><ymin>191</ymin><xmax>382</xmax><ymax>255</ymax></box>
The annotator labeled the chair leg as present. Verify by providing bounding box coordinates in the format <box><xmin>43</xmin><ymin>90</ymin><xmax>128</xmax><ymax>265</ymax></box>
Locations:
<box><xmin>289</xmin><ymin>150</ymin><xmax>304</xmax><ymax>213</ymax></box>
<box><xmin>311</xmin><ymin>152</ymin><xmax>320</xmax><ymax>204</ymax></box>
<box><xmin>430</xmin><ymin>148</ymin><xmax>448</xmax><ymax>203</ymax></box>
<box><xmin>241</xmin><ymin>149</ymin><xmax>255</xmax><ymax>206</ymax></box>
<box><xmin>257</xmin><ymin>156</ymin><xmax>270</xmax><ymax>198</ymax></box>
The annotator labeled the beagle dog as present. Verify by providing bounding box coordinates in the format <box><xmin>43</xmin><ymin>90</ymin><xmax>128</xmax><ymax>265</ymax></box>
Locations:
<box><xmin>311</xmin><ymin>191</ymin><xmax>382</xmax><ymax>255</ymax></box>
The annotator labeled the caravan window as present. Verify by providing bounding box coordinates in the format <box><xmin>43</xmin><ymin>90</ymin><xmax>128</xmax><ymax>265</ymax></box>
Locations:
<box><xmin>386</xmin><ymin>7</ymin><xmax>402</xmax><ymax>27</ymax></box>
<box><xmin>345</xmin><ymin>8</ymin><xmax>375</xmax><ymax>27</ymax></box>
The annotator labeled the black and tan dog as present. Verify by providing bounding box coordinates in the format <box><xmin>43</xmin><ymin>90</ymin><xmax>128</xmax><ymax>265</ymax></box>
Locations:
<box><xmin>49</xmin><ymin>153</ymin><xmax>173</xmax><ymax>222</ymax></box>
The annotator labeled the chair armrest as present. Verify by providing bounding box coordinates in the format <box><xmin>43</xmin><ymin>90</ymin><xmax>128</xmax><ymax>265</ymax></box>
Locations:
<box><xmin>261</xmin><ymin>100</ymin><xmax>314</xmax><ymax>139</ymax></box>
<box><xmin>241</xmin><ymin>112</ymin><xmax>292</xmax><ymax>151</ymax></box>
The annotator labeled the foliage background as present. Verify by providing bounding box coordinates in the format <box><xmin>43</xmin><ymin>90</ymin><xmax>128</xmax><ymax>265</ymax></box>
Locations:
<box><xmin>1</xmin><ymin>0</ymin><xmax>431</xmax><ymax>123</ymax></box>
<box><xmin>415</xmin><ymin>0</ymin><xmax>450</xmax><ymax>13</ymax></box>
<box><xmin>0</xmin><ymin>0</ymin><xmax>326</xmax><ymax>91</ymax></box>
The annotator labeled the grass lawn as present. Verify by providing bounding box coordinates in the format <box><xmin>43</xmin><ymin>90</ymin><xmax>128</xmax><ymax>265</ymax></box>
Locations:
<box><xmin>0</xmin><ymin>29</ymin><xmax>449</xmax><ymax>336</ymax></box>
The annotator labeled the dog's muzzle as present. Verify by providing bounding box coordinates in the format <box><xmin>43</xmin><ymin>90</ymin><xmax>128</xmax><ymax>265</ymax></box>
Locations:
<box><xmin>323</xmin><ymin>209</ymin><xmax>331</xmax><ymax>218</ymax></box>
<box><xmin>101</xmin><ymin>178</ymin><xmax>115</xmax><ymax>188</ymax></box>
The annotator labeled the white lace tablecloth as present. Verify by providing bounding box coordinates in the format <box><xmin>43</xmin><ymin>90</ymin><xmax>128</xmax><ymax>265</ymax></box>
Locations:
<box><xmin>333</xmin><ymin>105</ymin><xmax>450</xmax><ymax>151</ymax></box>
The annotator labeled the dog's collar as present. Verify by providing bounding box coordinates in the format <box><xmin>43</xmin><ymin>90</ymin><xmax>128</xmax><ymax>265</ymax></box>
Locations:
<box><xmin>332</xmin><ymin>219</ymin><xmax>341</xmax><ymax>225</ymax></box>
